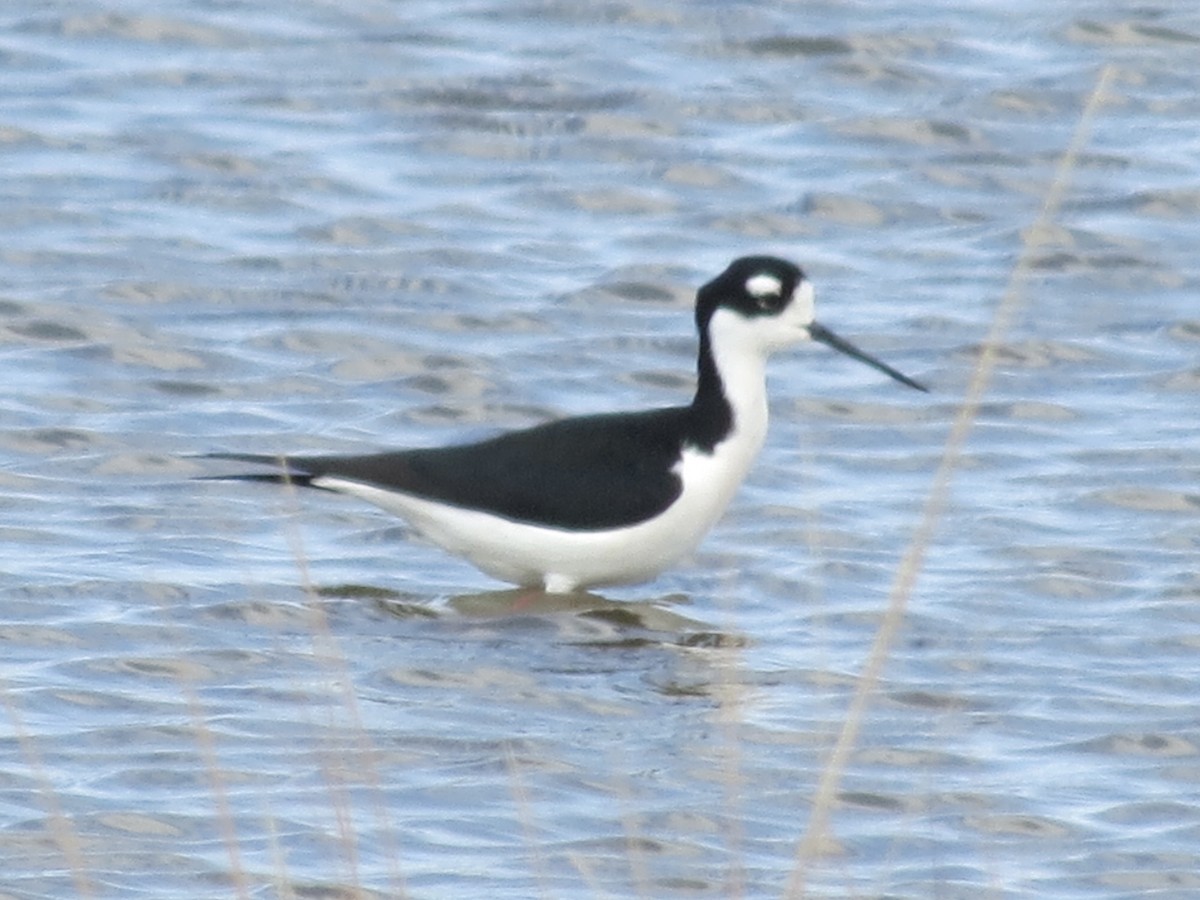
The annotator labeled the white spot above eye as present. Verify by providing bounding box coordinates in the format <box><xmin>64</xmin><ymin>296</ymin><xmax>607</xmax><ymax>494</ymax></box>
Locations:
<box><xmin>745</xmin><ymin>273</ymin><xmax>783</xmax><ymax>299</ymax></box>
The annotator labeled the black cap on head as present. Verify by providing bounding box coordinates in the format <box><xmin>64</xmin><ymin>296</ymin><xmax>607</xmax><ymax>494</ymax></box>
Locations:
<box><xmin>695</xmin><ymin>256</ymin><xmax>805</xmax><ymax>331</ymax></box>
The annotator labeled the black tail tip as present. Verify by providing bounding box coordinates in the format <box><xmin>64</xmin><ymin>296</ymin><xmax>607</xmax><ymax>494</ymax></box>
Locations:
<box><xmin>195</xmin><ymin>452</ymin><xmax>315</xmax><ymax>487</ymax></box>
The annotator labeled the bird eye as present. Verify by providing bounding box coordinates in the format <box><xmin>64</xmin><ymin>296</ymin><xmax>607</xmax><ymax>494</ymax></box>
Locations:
<box><xmin>745</xmin><ymin>273</ymin><xmax>784</xmax><ymax>309</ymax></box>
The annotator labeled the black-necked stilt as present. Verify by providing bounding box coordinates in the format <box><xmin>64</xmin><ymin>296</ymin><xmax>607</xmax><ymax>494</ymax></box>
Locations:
<box><xmin>210</xmin><ymin>256</ymin><xmax>925</xmax><ymax>593</ymax></box>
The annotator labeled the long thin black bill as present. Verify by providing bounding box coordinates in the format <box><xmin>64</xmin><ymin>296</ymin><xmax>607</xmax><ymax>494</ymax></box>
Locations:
<box><xmin>808</xmin><ymin>321</ymin><xmax>928</xmax><ymax>392</ymax></box>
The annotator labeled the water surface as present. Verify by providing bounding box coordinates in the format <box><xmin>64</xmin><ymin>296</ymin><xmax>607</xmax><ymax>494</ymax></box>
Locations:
<box><xmin>2</xmin><ymin>2</ymin><xmax>1199</xmax><ymax>897</ymax></box>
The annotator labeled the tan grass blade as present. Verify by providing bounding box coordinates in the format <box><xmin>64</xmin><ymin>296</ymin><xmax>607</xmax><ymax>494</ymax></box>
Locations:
<box><xmin>784</xmin><ymin>63</ymin><xmax>1118</xmax><ymax>900</ymax></box>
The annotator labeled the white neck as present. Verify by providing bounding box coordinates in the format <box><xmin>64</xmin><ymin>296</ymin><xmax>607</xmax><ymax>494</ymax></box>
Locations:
<box><xmin>705</xmin><ymin>308</ymin><xmax>772</xmax><ymax>463</ymax></box>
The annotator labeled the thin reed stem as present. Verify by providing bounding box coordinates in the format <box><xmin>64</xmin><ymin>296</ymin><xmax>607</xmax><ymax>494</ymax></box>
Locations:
<box><xmin>784</xmin><ymin>63</ymin><xmax>1117</xmax><ymax>900</ymax></box>
<box><xmin>2</xmin><ymin>685</ymin><xmax>95</xmax><ymax>898</ymax></box>
<box><xmin>276</xmin><ymin>463</ymin><xmax>410</xmax><ymax>899</ymax></box>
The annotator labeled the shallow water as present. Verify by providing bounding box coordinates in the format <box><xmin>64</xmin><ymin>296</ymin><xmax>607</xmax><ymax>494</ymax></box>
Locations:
<box><xmin>3</xmin><ymin>1</ymin><xmax>1200</xmax><ymax>897</ymax></box>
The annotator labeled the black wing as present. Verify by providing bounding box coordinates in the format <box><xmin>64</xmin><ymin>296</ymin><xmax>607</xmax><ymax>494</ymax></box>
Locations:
<box><xmin>214</xmin><ymin>407</ymin><xmax>693</xmax><ymax>531</ymax></box>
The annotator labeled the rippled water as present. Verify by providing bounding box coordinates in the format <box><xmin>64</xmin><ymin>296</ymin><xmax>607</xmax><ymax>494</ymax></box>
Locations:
<box><xmin>3</xmin><ymin>2</ymin><xmax>1200</xmax><ymax>897</ymax></box>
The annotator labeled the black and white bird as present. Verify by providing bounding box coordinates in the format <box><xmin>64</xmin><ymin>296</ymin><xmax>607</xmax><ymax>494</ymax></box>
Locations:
<box><xmin>211</xmin><ymin>256</ymin><xmax>925</xmax><ymax>594</ymax></box>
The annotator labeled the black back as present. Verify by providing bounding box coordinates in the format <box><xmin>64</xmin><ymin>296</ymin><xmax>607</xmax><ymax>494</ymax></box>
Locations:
<box><xmin>284</xmin><ymin>406</ymin><xmax>696</xmax><ymax>530</ymax></box>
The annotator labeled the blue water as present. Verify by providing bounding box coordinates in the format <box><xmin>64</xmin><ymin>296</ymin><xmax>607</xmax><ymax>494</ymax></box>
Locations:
<box><xmin>3</xmin><ymin>2</ymin><xmax>1199</xmax><ymax>897</ymax></box>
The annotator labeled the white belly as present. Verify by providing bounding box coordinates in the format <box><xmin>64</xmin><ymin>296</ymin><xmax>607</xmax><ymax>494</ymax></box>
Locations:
<box><xmin>313</xmin><ymin>434</ymin><xmax>762</xmax><ymax>593</ymax></box>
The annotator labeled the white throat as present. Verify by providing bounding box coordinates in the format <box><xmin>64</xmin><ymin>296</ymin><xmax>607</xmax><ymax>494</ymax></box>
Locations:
<box><xmin>704</xmin><ymin>307</ymin><xmax>773</xmax><ymax>459</ymax></box>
